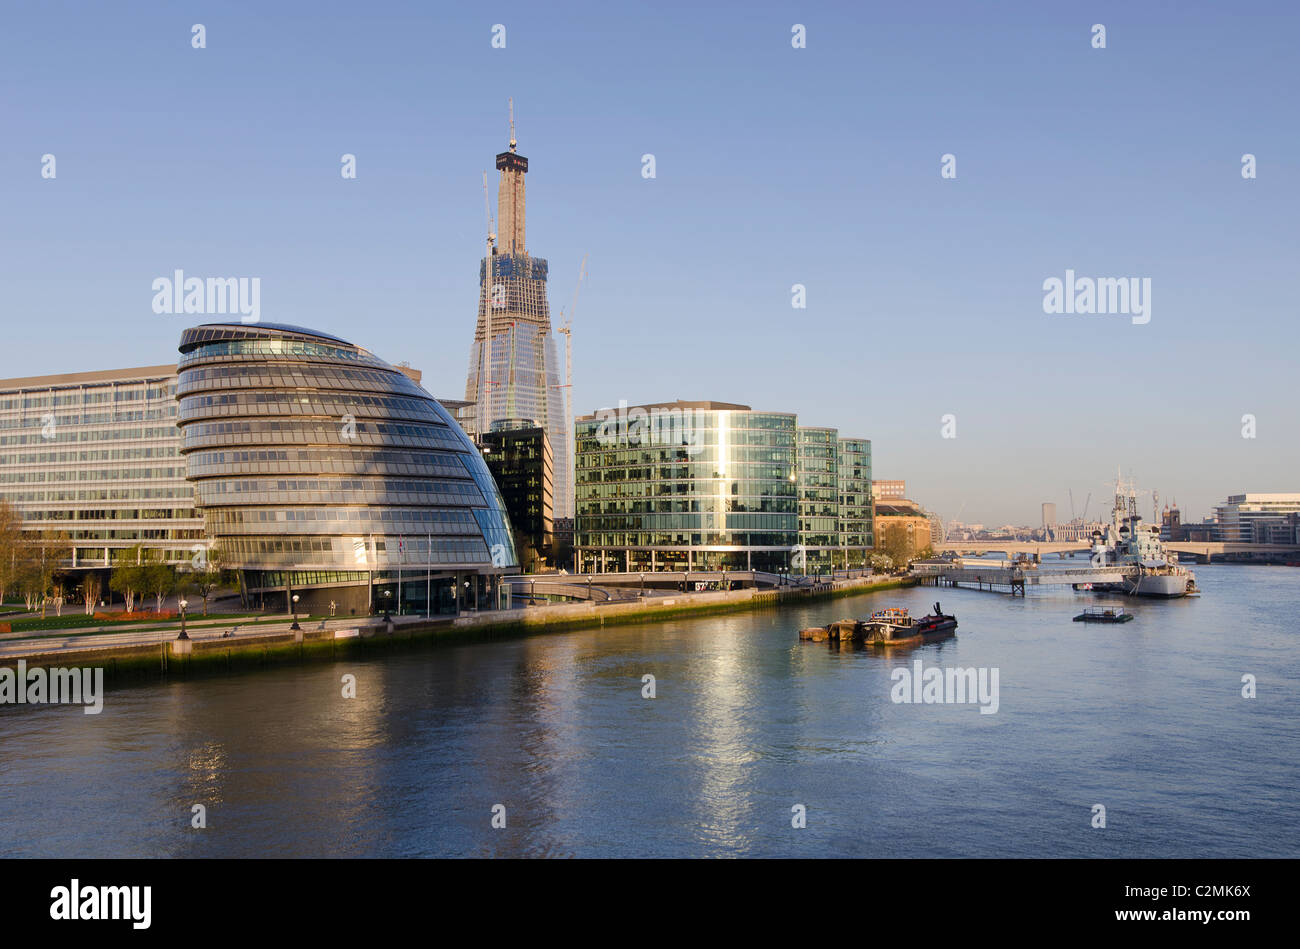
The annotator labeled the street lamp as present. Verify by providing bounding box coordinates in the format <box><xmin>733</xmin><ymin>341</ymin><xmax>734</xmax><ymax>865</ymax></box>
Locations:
<box><xmin>177</xmin><ymin>598</ymin><xmax>189</xmax><ymax>641</ymax></box>
<box><xmin>290</xmin><ymin>594</ymin><xmax>300</xmax><ymax>630</ymax></box>
<box><xmin>639</xmin><ymin>572</ymin><xmax>645</xmax><ymax>597</ymax></box>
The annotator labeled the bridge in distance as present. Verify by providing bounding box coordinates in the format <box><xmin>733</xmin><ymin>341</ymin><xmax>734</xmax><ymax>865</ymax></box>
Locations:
<box><xmin>932</xmin><ymin>540</ymin><xmax>1300</xmax><ymax>563</ymax></box>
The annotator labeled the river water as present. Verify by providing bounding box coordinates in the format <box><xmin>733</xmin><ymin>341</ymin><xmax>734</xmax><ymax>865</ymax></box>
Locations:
<box><xmin>2</xmin><ymin>564</ymin><xmax>1296</xmax><ymax>857</ymax></box>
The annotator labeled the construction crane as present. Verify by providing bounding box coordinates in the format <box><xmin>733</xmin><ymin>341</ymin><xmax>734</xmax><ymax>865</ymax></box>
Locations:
<box><xmin>1080</xmin><ymin>492</ymin><xmax>1091</xmax><ymax>523</ymax></box>
<box><xmin>478</xmin><ymin>171</ymin><xmax>497</xmax><ymax>438</ymax></box>
<box><xmin>553</xmin><ymin>255</ymin><xmax>587</xmax><ymax>472</ymax></box>
<box><xmin>1068</xmin><ymin>488</ymin><xmax>1076</xmax><ymax>521</ymax></box>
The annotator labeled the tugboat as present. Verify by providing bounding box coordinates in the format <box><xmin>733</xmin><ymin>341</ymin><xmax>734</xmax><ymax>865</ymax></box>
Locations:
<box><xmin>863</xmin><ymin>603</ymin><xmax>957</xmax><ymax>645</ymax></box>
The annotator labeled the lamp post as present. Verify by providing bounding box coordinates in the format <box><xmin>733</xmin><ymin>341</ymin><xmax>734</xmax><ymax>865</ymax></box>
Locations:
<box><xmin>290</xmin><ymin>594</ymin><xmax>300</xmax><ymax>631</ymax></box>
<box><xmin>639</xmin><ymin>572</ymin><xmax>645</xmax><ymax>598</ymax></box>
<box><xmin>177</xmin><ymin>598</ymin><xmax>189</xmax><ymax>640</ymax></box>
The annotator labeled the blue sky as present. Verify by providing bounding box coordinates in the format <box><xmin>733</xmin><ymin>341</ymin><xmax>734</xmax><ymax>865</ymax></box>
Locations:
<box><xmin>2</xmin><ymin>0</ymin><xmax>1296</xmax><ymax>524</ymax></box>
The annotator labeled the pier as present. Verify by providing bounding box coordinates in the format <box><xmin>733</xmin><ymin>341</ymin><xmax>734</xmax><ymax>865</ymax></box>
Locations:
<box><xmin>912</xmin><ymin>563</ymin><xmax>1130</xmax><ymax>596</ymax></box>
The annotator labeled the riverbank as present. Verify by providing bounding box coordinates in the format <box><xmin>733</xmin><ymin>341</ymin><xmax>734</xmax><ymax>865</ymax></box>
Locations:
<box><xmin>0</xmin><ymin>575</ymin><xmax>917</xmax><ymax>685</ymax></box>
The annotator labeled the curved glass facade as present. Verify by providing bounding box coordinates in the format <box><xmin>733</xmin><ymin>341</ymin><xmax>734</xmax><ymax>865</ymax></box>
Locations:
<box><xmin>177</xmin><ymin>322</ymin><xmax>517</xmax><ymax>611</ymax></box>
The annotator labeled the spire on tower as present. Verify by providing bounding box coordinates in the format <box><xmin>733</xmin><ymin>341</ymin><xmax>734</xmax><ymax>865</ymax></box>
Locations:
<box><xmin>495</xmin><ymin>97</ymin><xmax>527</xmax><ymax>255</ymax></box>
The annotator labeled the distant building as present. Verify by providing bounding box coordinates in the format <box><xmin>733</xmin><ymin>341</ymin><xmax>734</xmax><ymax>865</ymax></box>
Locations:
<box><xmin>1160</xmin><ymin>504</ymin><xmax>1183</xmax><ymax>541</ymax></box>
<box><xmin>1212</xmin><ymin>494</ymin><xmax>1300</xmax><ymax>543</ymax></box>
<box><xmin>463</xmin><ymin>121</ymin><xmax>572</xmax><ymax>519</ymax></box>
<box><xmin>872</xmin><ymin>479</ymin><xmax>906</xmax><ymax>500</ymax></box>
<box><xmin>873</xmin><ymin>499</ymin><xmax>934</xmax><ymax>561</ymax></box>
<box><xmin>1041</xmin><ymin>502</ymin><xmax>1057</xmax><ymax>531</ymax></box>
<box><xmin>481</xmin><ymin>421</ymin><xmax>553</xmax><ymax>571</ymax></box>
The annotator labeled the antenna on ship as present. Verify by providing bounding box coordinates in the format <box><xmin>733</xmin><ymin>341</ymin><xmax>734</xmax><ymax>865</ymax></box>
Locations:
<box><xmin>509</xmin><ymin>96</ymin><xmax>517</xmax><ymax>152</ymax></box>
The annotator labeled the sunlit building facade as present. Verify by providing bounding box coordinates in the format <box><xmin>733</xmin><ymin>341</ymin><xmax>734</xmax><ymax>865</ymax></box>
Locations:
<box><xmin>796</xmin><ymin>427</ymin><xmax>839</xmax><ymax>571</ymax></box>
<box><xmin>836</xmin><ymin>438</ymin><xmax>873</xmax><ymax>564</ymax></box>
<box><xmin>575</xmin><ymin>400</ymin><xmax>872</xmax><ymax>574</ymax></box>
<box><xmin>0</xmin><ymin>365</ymin><xmax>204</xmax><ymax>572</ymax></box>
<box><xmin>464</xmin><ymin>126</ymin><xmax>573</xmax><ymax>520</ymax></box>
<box><xmin>176</xmin><ymin>322</ymin><xmax>518</xmax><ymax>616</ymax></box>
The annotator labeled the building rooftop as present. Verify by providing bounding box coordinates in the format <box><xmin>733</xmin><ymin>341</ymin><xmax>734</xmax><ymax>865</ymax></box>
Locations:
<box><xmin>577</xmin><ymin>399</ymin><xmax>754</xmax><ymax>420</ymax></box>
<box><xmin>0</xmin><ymin>365</ymin><xmax>178</xmax><ymax>389</ymax></box>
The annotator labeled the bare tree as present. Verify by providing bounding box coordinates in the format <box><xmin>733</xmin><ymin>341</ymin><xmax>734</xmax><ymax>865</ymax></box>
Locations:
<box><xmin>81</xmin><ymin>573</ymin><xmax>102</xmax><ymax>616</ymax></box>
<box><xmin>111</xmin><ymin>545</ymin><xmax>145</xmax><ymax>613</ymax></box>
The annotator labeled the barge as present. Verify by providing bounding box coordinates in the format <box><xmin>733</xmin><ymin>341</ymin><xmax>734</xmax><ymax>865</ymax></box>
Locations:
<box><xmin>800</xmin><ymin>603</ymin><xmax>958</xmax><ymax>645</ymax></box>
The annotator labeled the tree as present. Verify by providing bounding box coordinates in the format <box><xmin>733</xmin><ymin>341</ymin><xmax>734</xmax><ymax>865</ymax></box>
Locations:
<box><xmin>110</xmin><ymin>544</ymin><xmax>146</xmax><ymax>613</ymax></box>
<box><xmin>870</xmin><ymin>552</ymin><xmax>894</xmax><ymax>573</ymax></box>
<box><xmin>0</xmin><ymin>499</ymin><xmax>27</xmax><ymax>607</ymax></box>
<box><xmin>81</xmin><ymin>573</ymin><xmax>102</xmax><ymax>616</ymax></box>
<box><xmin>141</xmin><ymin>555</ymin><xmax>177</xmax><ymax>614</ymax></box>
<box><xmin>187</xmin><ymin>545</ymin><xmax>226</xmax><ymax>616</ymax></box>
<box><xmin>875</xmin><ymin>522</ymin><xmax>914</xmax><ymax>569</ymax></box>
<box><xmin>26</xmin><ymin>531</ymin><xmax>71</xmax><ymax>618</ymax></box>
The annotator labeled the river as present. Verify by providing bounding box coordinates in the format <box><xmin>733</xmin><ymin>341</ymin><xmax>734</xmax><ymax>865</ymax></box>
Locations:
<box><xmin>2</xmin><ymin>563</ymin><xmax>1296</xmax><ymax>857</ymax></box>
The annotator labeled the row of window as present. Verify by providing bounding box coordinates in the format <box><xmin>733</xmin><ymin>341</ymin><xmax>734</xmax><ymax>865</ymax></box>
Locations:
<box><xmin>0</xmin><ymin>408</ymin><xmax>176</xmax><ymax>430</ymax></box>
<box><xmin>194</xmin><ymin>478</ymin><xmax>485</xmax><ymax>507</ymax></box>
<box><xmin>1</xmin><ymin>467</ymin><xmax>187</xmax><ymax>483</ymax></box>
<box><xmin>185</xmin><ymin>448</ymin><xmax>473</xmax><ymax>480</ymax></box>
<box><xmin>177</xmin><ymin>365</ymin><xmax>422</xmax><ymax>398</ymax></box>
<box><xmin>0</xmin><ymin>446</ymin><xmax>179</xmax><ymax>465</ymax></box>
<box><xmin>0</xmin><ymin>386</ymin><xmax>173</xmax><ymax>410</ymax></box>
<box><xmin>0</xmin><ymin>426</ymin><xmax>178</xmax><ymax>447</ymax></box>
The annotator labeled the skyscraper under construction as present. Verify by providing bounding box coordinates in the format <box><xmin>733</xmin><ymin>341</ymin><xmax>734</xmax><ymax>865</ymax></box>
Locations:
<box><xmin>464</xmin><ymin>114</ymin><xmax>573</xmax><ymax>519</ymax></box>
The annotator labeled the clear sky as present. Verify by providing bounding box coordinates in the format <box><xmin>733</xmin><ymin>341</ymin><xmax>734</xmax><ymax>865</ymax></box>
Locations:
<box><xmin>2</xmin><ymin>0</ymin><xmax>1296</xmax><ymax>525</ymax></box>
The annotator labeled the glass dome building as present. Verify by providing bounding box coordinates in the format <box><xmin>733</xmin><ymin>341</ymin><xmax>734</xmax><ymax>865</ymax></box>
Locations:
<box><xmin>176</xmin><ymin>322</ymin><xmax>518</xmax><ymax>616</ymax></box>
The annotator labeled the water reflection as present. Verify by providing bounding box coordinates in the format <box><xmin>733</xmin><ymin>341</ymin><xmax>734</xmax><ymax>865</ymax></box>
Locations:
<box><xmin>0</xmin><ymin>565</ymin><xmax>1297</xmax><ymax>858</ymax></box>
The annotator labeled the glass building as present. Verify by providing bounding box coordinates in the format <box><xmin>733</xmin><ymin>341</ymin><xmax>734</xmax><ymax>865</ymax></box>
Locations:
<box><xmin>464</xmin><ymin>127</ymin><xmax>573</xmax><ymax>521</ymax></box>
<box><xmin>481</xmin><ymin>421</ymin><xmax>553</xmax><ymax>571</ymax></box>
<box><xmin>837</xmin><ymin>438</ymin><xmax>873</xmax><ymax>566</ymax></box>
<box><xmin>0</xmin><ymin>365</ymin><xmax>204</xmax><ymax>572</ymax></box>
<box><xmin>574</xmin><ymin>401</ymin><xmax>800</xmax><ymax>573</ymax></box>
<box><xmin>176</xmin><ymin>322</ymin><xmax>518</xmax><ymax>616</ymax></box>
<box><xmin>575</xmin><ymin>401</ymin><xmax>873</xmax><ymax>574</ymax></box>
<box><xmin>796</xmin><ymin>427</ymin><xmax>840</xmax><ymax>571</ymax></box>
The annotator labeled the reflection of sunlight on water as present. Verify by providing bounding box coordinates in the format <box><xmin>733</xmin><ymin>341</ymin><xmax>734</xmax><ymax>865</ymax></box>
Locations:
<box><xmin>687</xmin><ymin>628</ymin><xmax>758</xmax><ymax>853</ymax></box>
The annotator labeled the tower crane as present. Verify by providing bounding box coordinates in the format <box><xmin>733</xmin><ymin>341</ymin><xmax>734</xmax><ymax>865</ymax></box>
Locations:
<box><xmin>554</xmin><ymin>255</ymin><xmax>587</xmax><ymax>482</ymax></box>
<box><xmin>479</xmin><ymin>171</ymin><xmax>497</xmax><ymax>438</ymax></box>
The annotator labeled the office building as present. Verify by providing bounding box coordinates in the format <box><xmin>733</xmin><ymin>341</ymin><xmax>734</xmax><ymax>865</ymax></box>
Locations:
<box><xmin>574</xmin><ymin>400</ymin><xmax>871</xmax><ymax>574</ymax></box>
<box><xmin>872</xmin><ymin>479</ymin><xmax>905</xmax><ymax>500</ymax></box>
<box><xmin>463</xmin><ymin>121</ymin><xmax>573</xmax><ymax>520</ymax></box>
<box><xmin>176</xmin><ymin>322</ymin><xmax>518</xmax><ymax>615</ymax></box>
<box><xmin>1211</xmin><ymin>493</ymin><xmax>1300</xmax><ymax>543</ymax></box>
<box><xmin>0</xmin><ymin>365</ymin><xmax>204</xmax><ymax>573</ymax></box>
<box><xmin>481</xmin><ymin>421</ymin><xmax>553</xmax><ymax>571</ymax></box>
